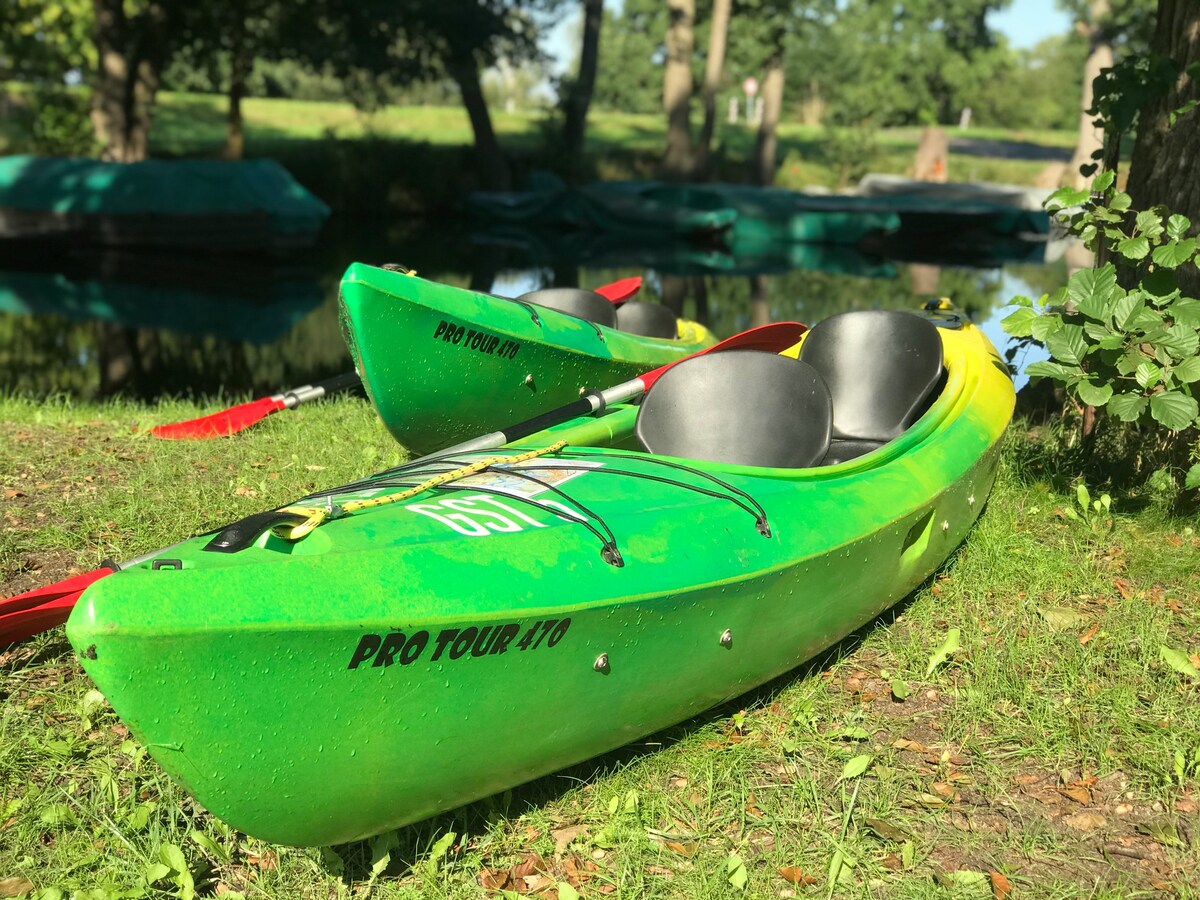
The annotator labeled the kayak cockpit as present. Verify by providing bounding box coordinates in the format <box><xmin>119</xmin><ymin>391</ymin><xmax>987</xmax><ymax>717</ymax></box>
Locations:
<box><xmin>518</xmin><ymin>287</ymin><xmax>681</xmax><ymax>339</ymax></box>
<box><xmin>634</xmin><ymin>309</ymin><xmax>946</xmax><ymax>468</ymax></box>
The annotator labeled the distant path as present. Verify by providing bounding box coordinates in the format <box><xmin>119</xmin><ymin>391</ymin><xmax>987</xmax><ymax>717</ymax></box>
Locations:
<box><xmin>949</xmin><ymin>137</ymin><xmax>1072</xmax><ymax>162</ymax></box>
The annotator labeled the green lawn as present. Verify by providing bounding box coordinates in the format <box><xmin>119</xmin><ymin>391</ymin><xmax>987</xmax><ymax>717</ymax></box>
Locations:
<box><xmin>2</xmin><ymin>398</ymin><xmax>1197</xmax><ymax>899</ymax></box>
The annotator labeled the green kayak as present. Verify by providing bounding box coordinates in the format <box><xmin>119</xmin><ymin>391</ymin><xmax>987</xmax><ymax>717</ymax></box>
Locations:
<box><xmin>67</xmin><ymin>309</ymin><xmax>1014</xmax><ymax>847</ymax></box>
<box><xmin>339</xmin><ymin>264</ymin><xmax>716</xmax><ymax>453</ymax></box>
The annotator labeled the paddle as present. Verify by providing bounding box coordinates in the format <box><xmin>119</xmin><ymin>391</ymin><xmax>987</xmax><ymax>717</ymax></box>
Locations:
<box><xmin>1</xmin><ymin>319</ymin><xmax>803</xmax><ymax>647</ymax></box>
<box><xmin>151</xmin><ymin>276</ymin><xmax>644</xmax><ymax>441</ymax></box>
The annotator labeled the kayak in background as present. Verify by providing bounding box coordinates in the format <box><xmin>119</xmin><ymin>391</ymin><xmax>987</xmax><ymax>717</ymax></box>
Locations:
<box><xmin>338</xmin><ymin>263</ymin><xmax>716</xmax><ymax>453</ymax></box>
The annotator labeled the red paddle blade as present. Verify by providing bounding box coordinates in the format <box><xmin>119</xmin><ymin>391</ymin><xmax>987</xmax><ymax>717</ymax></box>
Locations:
<box><xmin>639</xmin><ymin>321</ymin><xmax>806</xmax><ymax>391</ymax></box>
<box><xmin>151</xmin><ymin>396</ymin><xmax>286</xmax><ymax>440</ymax></box>
<box><xmin>0</xmin><ymin>567</ymin><xmax>114</xmax><ymax>645</ymax></box>
<box><xmin>594</xmin><ymin>276</ymin><xmax>642</xmax><ymax>303</ymax></box>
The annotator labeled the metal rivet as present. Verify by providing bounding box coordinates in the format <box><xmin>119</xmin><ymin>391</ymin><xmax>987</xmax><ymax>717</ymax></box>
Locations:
<box><xmin>719</xmin><ymin>629</ymin><xmax>732</xmax><ymax>647</ymax></box>
<box><xmin>941</xmin><ymin>520</ymin><xmax>950</xmax><ymax>532</ymax></box>
<box><xmin>593</xmin><ymin>653</ymin><xmax>609</xmax><ymax>672</ymax></box>
<box><xmin>524</xmin><ymin>373</ymin><xmax>535</xmax><ymax>387</ymax></box>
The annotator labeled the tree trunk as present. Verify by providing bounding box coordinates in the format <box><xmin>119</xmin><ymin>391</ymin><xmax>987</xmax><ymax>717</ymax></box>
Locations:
<box><xmin>562</xmin><ymin>0</ymin><xmax>604</xmax><ymax>177</ymax></box>
<box><xmin>1127</xmin><ymin>0</ymin><xmax>1200</xmax><ymax>222</ymax></box>
<box><xmin>753</xmin><ymin>37</ymin><xmax>784</xmax><ymax>187</ymax></box>
<box><xmin>692</xmin><ymin>0</ymin><xmax>731</xmax><ymax>180</ymax></box>
<box><xmin>89</xmin><ymin>0</ymin><xmax>167</xmax><ymax>162</ymax></box>
<box><xmin>749</xmin><ymin>274</ymin><xmax>770</xmax><ymax>327</ymax></box>
<box><xmin>661</xmin><ymin>0</ymin><xmax>695</xmax><ymax>181</ymax></box>
<box><xmin>225</xmin><ymin>13</ymin><xmax>250</xmax><ymax>160</ymax></box>
<box><xmin>449</xmin><ymin>54</ymin><xmax>512</xmax><ymax>191</ymax></box>
<box><xmin>1068</xmin><ymin>0</ymin><xmax>1113</xmax><ymax>189</ymax></box>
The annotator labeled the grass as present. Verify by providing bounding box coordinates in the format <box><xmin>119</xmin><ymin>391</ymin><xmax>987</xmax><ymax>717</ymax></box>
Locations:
<box><xmin>2</xmin><ymin>397</ymin><xmax>1198</xmax><ymax>898</ymax></box>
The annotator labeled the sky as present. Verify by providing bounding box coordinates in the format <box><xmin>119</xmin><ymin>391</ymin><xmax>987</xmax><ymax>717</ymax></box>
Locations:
<box><xmin>545</xmin><ymin>0</ymin><xmax>1076</xmax><ymax>72</ymax></box>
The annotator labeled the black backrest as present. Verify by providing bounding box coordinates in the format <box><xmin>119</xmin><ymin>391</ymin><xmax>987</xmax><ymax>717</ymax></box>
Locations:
<box><xmin>616</xmin><ymin>300</ymin><xmax>678</xmax><ymax>339</ymax></box>
<box><xmin>636</xmin><ymin>351</ymin><xmax>832</xmax><ymax>468</ymax></box>
<box><xmin>518</xmin><ymin>288</ymin><xmax>617</xmax><ymax>328</ymax></box>
<box><xmin>798</xmin><ymin>309</ymin><xmax>943</xmax><ymax>442</ymax></box>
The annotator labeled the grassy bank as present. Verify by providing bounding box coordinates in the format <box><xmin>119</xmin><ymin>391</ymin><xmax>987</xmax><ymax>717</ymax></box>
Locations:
<box><xmin>1</xmin><ymin>397</ymin><xmax>1197</xmax><ymax>898</ymax></box>
<box><xmin>0</xmin><ymin>89</ymin><xmax>1074</xmax><ymax>214</ymax></box>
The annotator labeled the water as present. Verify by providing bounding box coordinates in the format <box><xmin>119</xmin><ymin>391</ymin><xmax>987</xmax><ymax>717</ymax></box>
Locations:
<box><xmin>0</xmin><ymin>214</ymin><xmax>1066</xmax><ymax>399</ymax></box>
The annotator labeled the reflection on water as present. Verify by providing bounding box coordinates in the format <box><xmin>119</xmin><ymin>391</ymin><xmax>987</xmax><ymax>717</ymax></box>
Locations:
<box><xmin>0</xmin><ymin>214</ymin><xmax>1067</xmax><ymax>400</ymax></box>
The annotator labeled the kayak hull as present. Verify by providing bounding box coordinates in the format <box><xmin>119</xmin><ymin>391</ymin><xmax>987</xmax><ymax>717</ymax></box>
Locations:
<box><xmin>338</xmin><ymin>264</ymin><xmax>716</xmax><ymax>453</ymax></box>
<box><xmin>68</xmin><ymin>321</ymin><xmax>1013</xmax><ymax>847</ymax></box>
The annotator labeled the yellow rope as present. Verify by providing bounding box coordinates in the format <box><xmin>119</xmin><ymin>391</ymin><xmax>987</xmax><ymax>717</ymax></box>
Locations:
<box><xmin>274</xmin><ymin>440</ymin><xmax>569</xmax><ymax>541</ymax></box>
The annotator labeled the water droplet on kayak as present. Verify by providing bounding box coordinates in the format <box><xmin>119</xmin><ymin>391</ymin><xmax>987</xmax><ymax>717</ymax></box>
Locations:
<box><xmin>350</xmin><ymin>749</ymin><xmax>357</xmax><ymax>757</ymax></box>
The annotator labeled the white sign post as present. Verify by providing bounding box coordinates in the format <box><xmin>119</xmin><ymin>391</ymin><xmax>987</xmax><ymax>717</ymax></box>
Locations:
<box><xmin>742</xmin><ymin>76</ymin><xmax>759</xmax><ymax>123</ymax></box>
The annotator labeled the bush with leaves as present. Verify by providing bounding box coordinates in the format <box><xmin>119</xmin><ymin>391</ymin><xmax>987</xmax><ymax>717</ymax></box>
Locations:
<box><xmin>1002</xmin><ymin>169</ymin><xmax>1200</xmax><ymax>490</ymax></box>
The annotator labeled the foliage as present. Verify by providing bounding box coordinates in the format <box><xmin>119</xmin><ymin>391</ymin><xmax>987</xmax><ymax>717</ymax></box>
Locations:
<box><xmin>14</xmin><ymin>84</ymin><xmax>98</xmax><ymax>155</ymax></box>
<box><xmin>1003</xmin><ymin>170</ymin><xmax>1200</xmax><ymax>489</ymax></box>
<box><xmin>0</xmin><ymin>0</ymin><xmax>94</xmax><ymax>80</ymax></box>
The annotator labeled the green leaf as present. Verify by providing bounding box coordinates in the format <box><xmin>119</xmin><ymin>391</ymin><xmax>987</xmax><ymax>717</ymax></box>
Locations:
<box><xmin>1185</xmin><ymin>463</ymin><xmax>1200</xmax><ymax>490</ymax></box>
<box><xmin>1069</xmin><ymin>265</ymin><xmax>1119</xmax><ymax>320</ymax></box>
<box><xmin>726</xmin><ymin>853</ymin><xmax>748</xmax><ymax>890</ymax></box>
<box><xmin>1092</xmin><ymin>170</ymin><xmax>1115</xmax><ymax>192</ymax></box>
<box><xmin>841</xmin><ymin>754</ymin><xmax>873</xmax><ymax>781</ymax></box>
<box><xmin>864</xmin><ymin>818</ymin><xmax>912</xmax><ymax>842</ymax></box>
<box><xmin>1135</xmin><ymin>209</ymin><xmax>1165</xmax><ymax>240</ymax></box>
<box><xmin>1108</xmin><ymin>392</ymin><xmax>1149</xmax><ymax>422</ymax></box>
<box><xmin>1000</xmin><ymin>307</ymin><xmax>1038</xmax><ymax>337</ymax></box>
<box><xmin>925</xmin><ymin>627</ymin><xmax>961</xmax><ymax>676</ymax></box>
<box><xmin>557</xmin><ymin>882</ymin><xmax>581</xmax><ymax>900</ymax></box>
<box><xmin>1031</xmin><ymin>314</ymin><xmax>1064</xmax><ymax>341</ymax></box>
<box><xmin>1025</xmin><ymin>360</ymin><xmax>1079</xmax><ymax>381</ymax></box>
<box><xmin>144</xmin><ymin>863</ymin><xmax>172</xmax><ymax>883</ymax></box>
<box><xmin>1166</xmin><ymin>213</ymin><xmax>1192</xmax><ymax>240</ymax></box>
<box><xmin>1111</xmin><ymin>293</ymin><xmax>1142</xmax><ymax>329</ymax></box>
<box><xmin>425</xmin><ymin>830</ymin><xmax>456</xmax><ymax>872</ymax></box>
<box><xmin>39</xmin><ymin>803</ymin><xmax>77</xmax><ymax>826</ymax></box>
<box><xmin>1143</xmin><ymin>268</ymin><xmax>1180</xmax><ymax>298</ymax></box>
<box><xmin>1097</xmin><ymin>333</ymin><xmax>1125</xmax><ymax>350</ymax></box>
<box><xmin>1135</xmin><ymin>361</ymin><xmax>1162</xmax><ymax>389</ymax></box>
<box><xmin>1161</xmin><ymin>323</ymin><xmax>1200</xmax><ymax>358</ymax></box>
<box><xmin>1151</xmin><ymin>238</ymin><xmax>1198</xmax><ymax>268</ymax></box>
<box><xmin>1075</xmin><ymin>379</ymin><xmax>1113</xmax><ymax>407</ymax></box>
<box><xmin>1150</xmin><ymin>391</ymin><xmax>1199</xmax><ymax>431</ymax></box>
<box><xmin>1171</xmin><ymin>297</ymin><xmax>1200</xmax><ymax>328</ymax></box>
<box><xmin>1118</xmin><ymin>235</ymin><xmax>1151</xmax><ymax>260</ymax></box>
<box><xmin>1076</xmin><ymin>482</ymin><xmax>1091</xmax><ymax>511</ymax></box>
<box><xmin>890</xmin><ymin>678</ymin><xmax>911</xmax><ymax>700</ymax></box>
<box><xmin>1046</xmin><ymin>186</ymin><xmax>1090</xmax><ymax>210</ymax></box>
<box><xmin>1109</xmin><ymin>191</ymin><xmax>1132</xmax><ymax>212</ymax></box>
<box><xmin>160</xmin><ymin>844</ymin><xmax>187</xmax><ymax>875</ymax></box>
<box><xmin>1159</xmin><ymin>645</ymin><xmax>1200</xmax><ymax>681</ymax></box>
<box><xmin>1045</xmin><ymin>324</ymin><xmax>1089</xmax><ymax>365</ymax></box>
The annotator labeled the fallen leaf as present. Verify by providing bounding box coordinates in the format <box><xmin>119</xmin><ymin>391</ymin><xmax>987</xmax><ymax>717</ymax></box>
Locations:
<box><xmin>1058</xmin><ymin>785</ymin><xmax>1092</xmax><ymax>805</ymax></box>
<box><xmin>667</xmin><ymin>775</ymin><xmax>688</xmax><ymax>788</ymax></box>
<box><xmin>1079</xmin><ymin>623</ymin><xmax>1100</xmax><ymax>645</ymax></box>
<box><xmin>645</xmin><ymin>865</ymin><xmax>674</xmax><ymax>878</ymax></box>
<box><xmin>664</xmin><ymin>840</ymin><xmax>698</xmax><ymax>857</ymax></box>
<box><xmin>1063</xmin><ymin>811</ymin><xmax>1106</xmax><ymax>832</ymax></box>
<box><xmin>247</xmin><ymin>850</ymin><xmax>278</xmax><ymax>870</ymax></box>
<box><xmin>931</xmin><ymin>782</ymin><xmax>957</xmax><ymax>799</ymax></box>
<box><xmin>511</xmin><ymin>853</ymin><xmax>550</xmax><ymax>879</ymax></box>
<box><xmin>864</xmin><ymin>818</ymin><xmax>911</xmax><ymax>842</ymax></box>
<box><xmin>1159</xmin><ymin>645</ymin><xmax>1200</xmax><ymax>680</ymax></box>
<box><xmin>1039</xmin><ymin>606</ymin><xmax>1086</xmax><ymax>631</ymax></box>
<box><xmin>1176</xmin><ymin>797</ymin><xmax>1198</xmax><ymax>814</ymax></box>
<box><xmin>0</xmin><ymin>878</ymin><xmax>34</xmax><ymax>898</ymax></box>
<box><xmin>2</xmin><ymin>489</ymin><xmax>25</xmax><ymax>499</ymax></box>
<box><xmin>234</xmin><ymin>486</ymin><xmax>257</xmax><ymax>498</ymax></box>
<box><xmin>990</xmin><ymin>871</ymin><xmax>1013</xmax><ymax>900</ymax></box>
<box><xmin>778</xmin><ymin>865</ymin><xmax>817</xmax><ymax>885</ymax></box>
<box><xmin>551</xmin><ymin>825</ymin><xmax>588</xmax><ymax>857</ymax></box>
<box><xmin>892</xmin><ymin>738</ymin><xmax>926</xmax><ymax>752</ymax></box>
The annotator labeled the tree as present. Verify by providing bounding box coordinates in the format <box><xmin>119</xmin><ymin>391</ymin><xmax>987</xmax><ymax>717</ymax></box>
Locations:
<box><xmin>661</xmin><ymin>0</ymin><xmax>696</xmax><ymax>179</ymax></box>
<box><xmin>753</xmin><ymin>21</ymin><xmax>785</xmax><ymax>185</ymax></box>
<box><xmin>1060</xmin><ymin>0</ymin><xmax>1156</xmax><ymax>186</ymax></box>
<box><xmin>1126</xmin><ymin>0</ymin><xmax>1200</xmax><ymax>229</ymax></box>
<box><xmin>561</xmin><ymin>0</ymin><xmax>604</xmax><ymax>172</ymax></box>
<box><xmin>692</xmin><ymin>0</ymin><xmax>730</xmax><ymax>178</ymax></box>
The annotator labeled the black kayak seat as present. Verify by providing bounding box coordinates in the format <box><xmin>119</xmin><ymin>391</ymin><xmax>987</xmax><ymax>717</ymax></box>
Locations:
<box><xmin>518</xmin><ymin>287</ymin><xmax>617</xmax><ymax>328</ymax></box>
<box><xmin>636</xmin><ymin>350</ymin><xmax>832</xmax><ymax>468</ymax></box>
<box><xmin>615</xmin><ymin>300</ymin><xmax>678</xmax><ymax>339</ymax></box>
<box><xmin>798</xmin><ymin>309</ymin><xmax>943</xmax><ymax>463</ymax></box>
